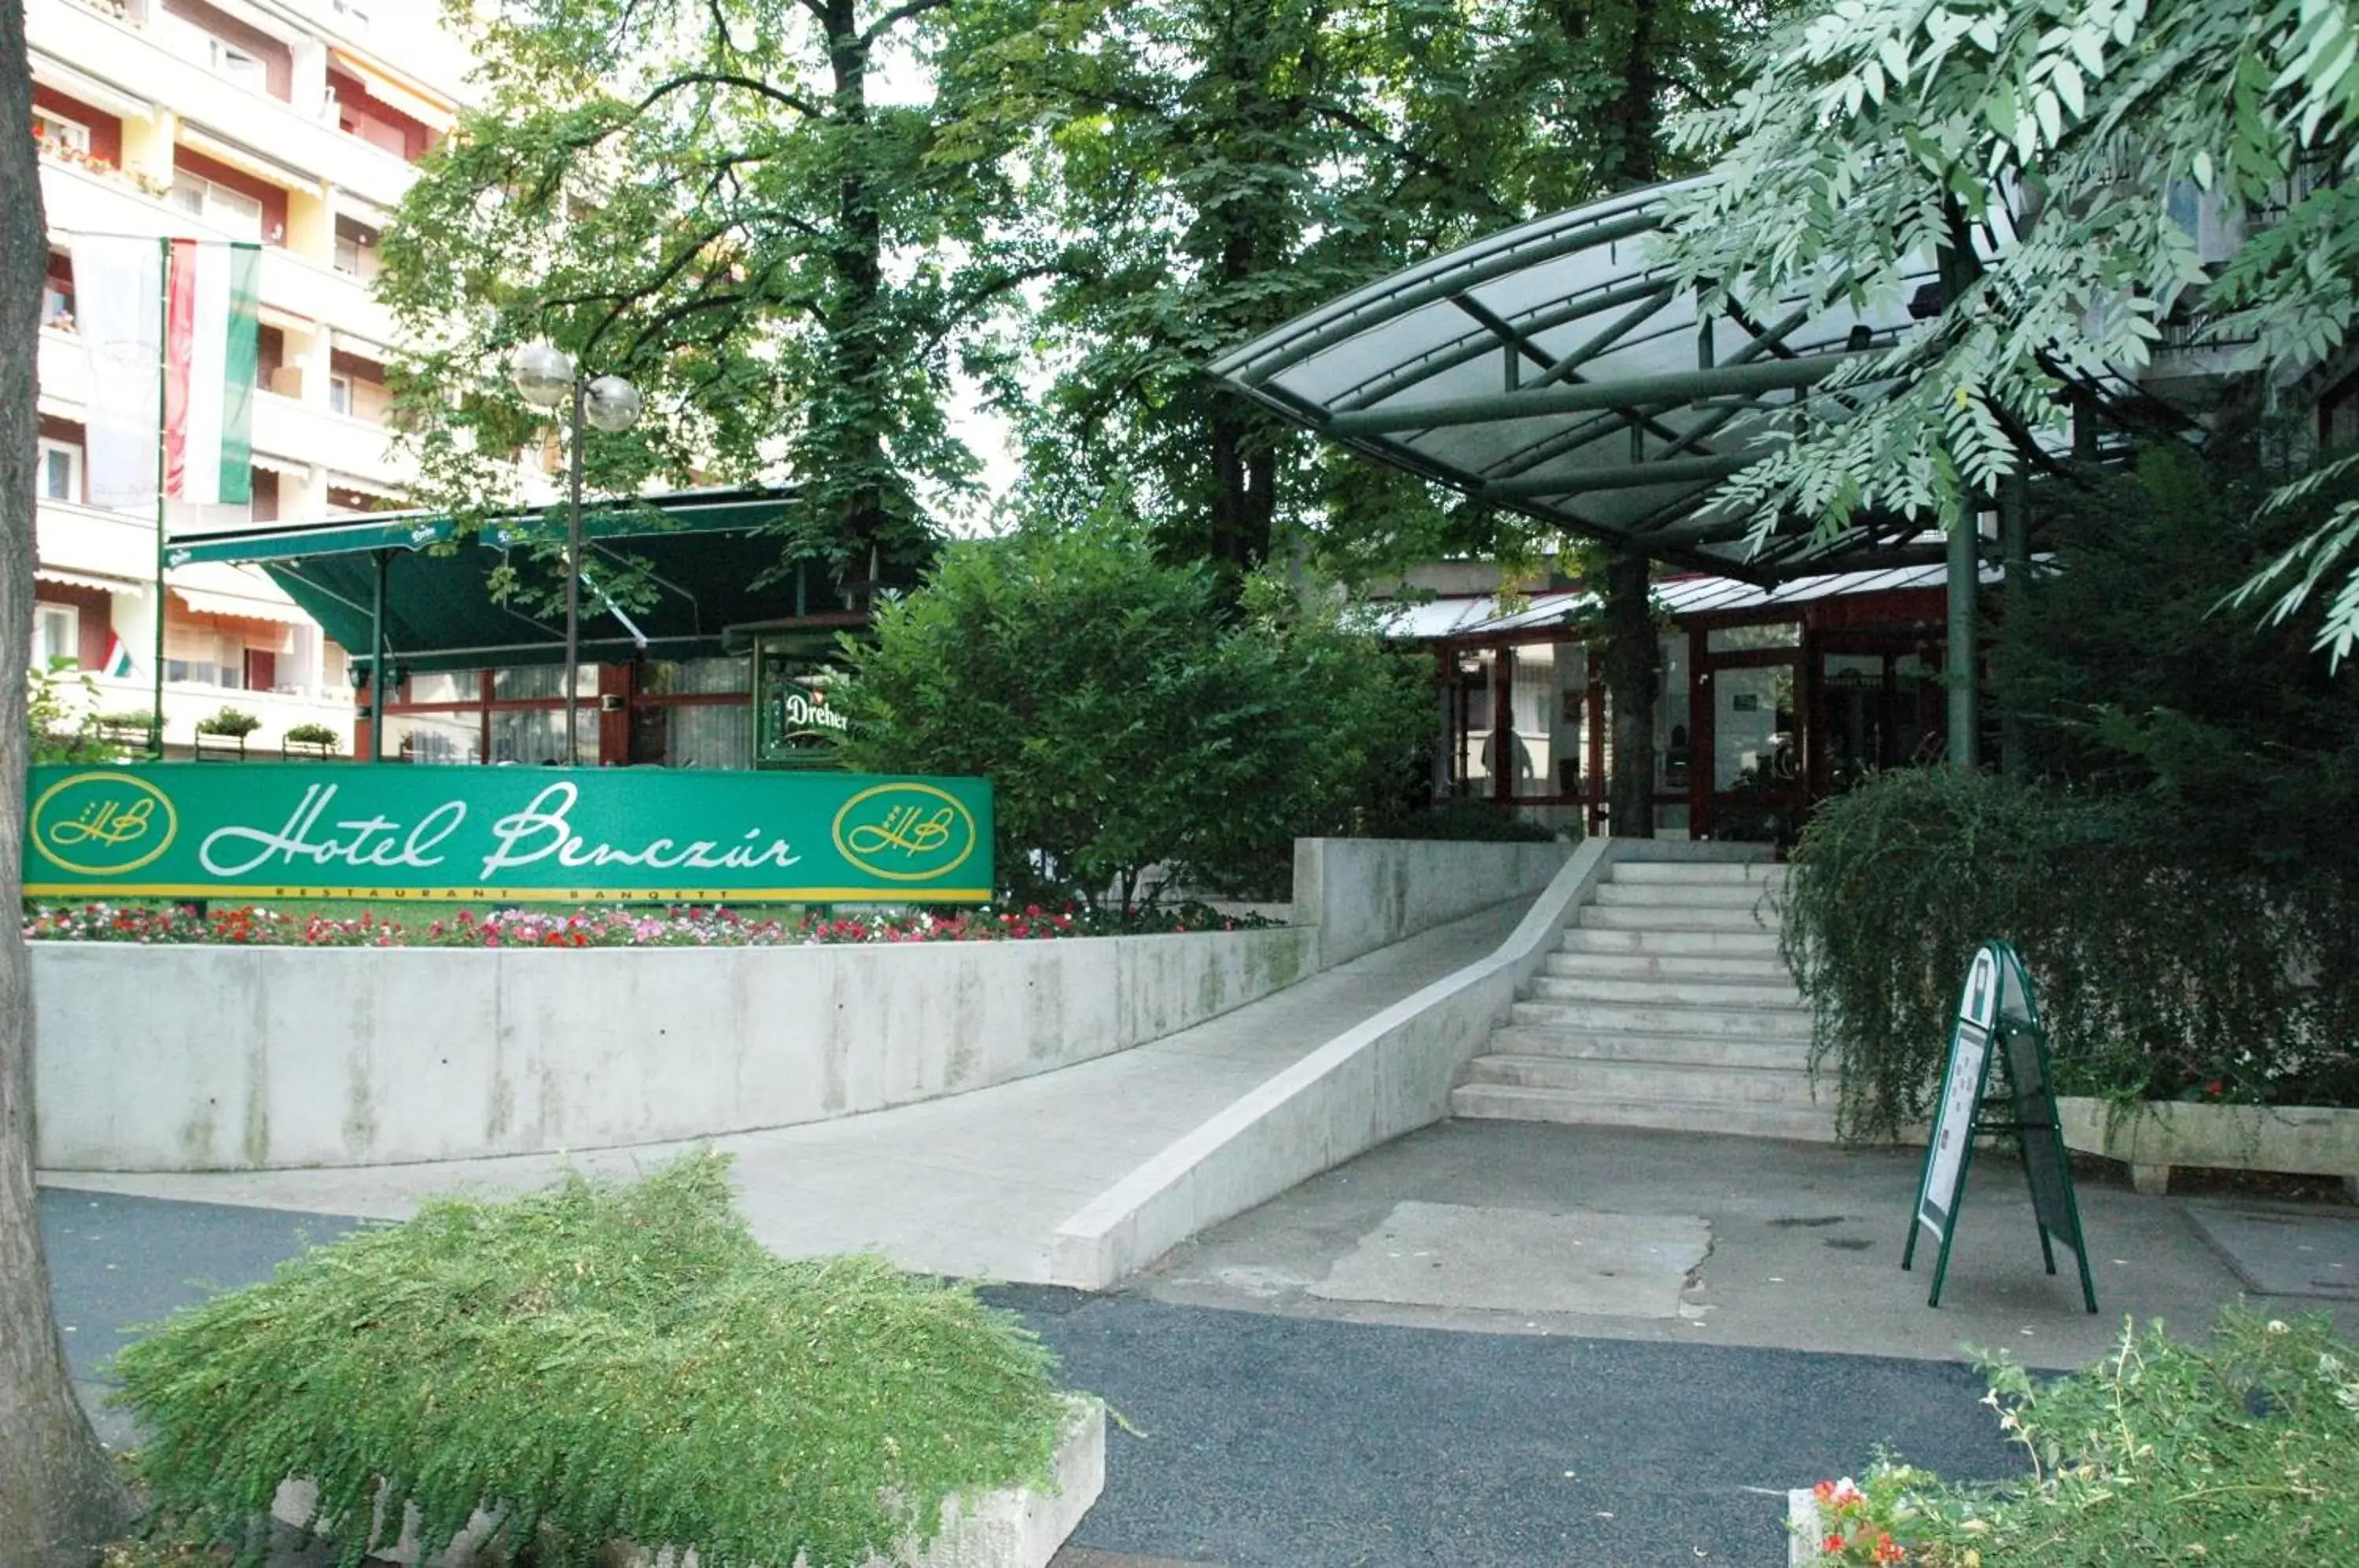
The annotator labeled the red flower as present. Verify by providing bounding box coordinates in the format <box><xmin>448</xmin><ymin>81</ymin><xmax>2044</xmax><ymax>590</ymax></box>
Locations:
<box><xmin>1873</xmin><ymin>1533</ymin><xmax>1905</xmax><ymax>1565</ymax></box>
<box><xmin>1823</xmin><ymin>1536</ymin><xmax>1846</xmax><ymax>1554</ymax></box>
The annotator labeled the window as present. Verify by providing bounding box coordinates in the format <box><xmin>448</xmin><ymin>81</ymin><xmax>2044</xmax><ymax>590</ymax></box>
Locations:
<box><xmin>32</xmin><ymin>604</ymin><xmax>79</xmax><ymax>670</ymax></box>
<box><xmin>167</xmin><ymin>174</ymin><xmax>264</xmax><ymax>241</ymax></box>
<box><xmin>31</xmin><ymin>108</ymin><xmax>90</xmax><ymax>154</ymax></box>
<box><xmin>206</xmin><ymin>37</ymin><xmax>267</xmax><ymax>91</ymax></box>
<box><xmin>328</xmin><ymin>374</ymin><xmax>353</xmax><ymax>416</ymax></box>
<box><xmin>37</xmin><ymin>440</ymin><xmax>80</xmax><ymax>503</ymax></box>
<box><xmin>332</xmin><ymin>219</ymin><xmax>380</xmax><ymax>280</ymax></box>
<box><xmin>42</xmin><ymin>277</ymin><xmax>72</xmax><ymax>327</ymax></box>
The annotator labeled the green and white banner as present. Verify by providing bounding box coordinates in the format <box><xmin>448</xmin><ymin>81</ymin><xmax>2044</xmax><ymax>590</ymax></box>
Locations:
<box><xmin>24</xmin><ymin>765</ymin><xmax>992</xmax><ymax>904</ymax></box>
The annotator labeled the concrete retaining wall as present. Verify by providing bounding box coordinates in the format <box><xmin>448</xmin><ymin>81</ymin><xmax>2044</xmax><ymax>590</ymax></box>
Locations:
<box><xmin>1293</xmin><ymin>836</ymin><xmax>1572</xmax><ymax>971</ymax></box>
<box><xmin>33</xmin><ymin>926</ymin><xmax>1317</xmax><ymax>1171</ymax></box>
<box><xmin>1045</xmin><ymin>840</ymin><xmax>1768</xmax><ymax>1289</ymax></box>
<box><xmin>33</xmin><ymin>835</ymin><xmax>1564</xmax><ymax>1173</ymax></box>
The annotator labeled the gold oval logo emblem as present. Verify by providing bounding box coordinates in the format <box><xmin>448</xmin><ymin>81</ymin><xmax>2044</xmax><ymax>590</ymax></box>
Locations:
<box><xmin>31</xmin><ymin>771</ymin><xmax>178</xmax><ymax>877</ymax></box>
<box><xmin>831</xmin><ymin>783</ymin><xmax>978</xmax><ymax>883</ymax></box>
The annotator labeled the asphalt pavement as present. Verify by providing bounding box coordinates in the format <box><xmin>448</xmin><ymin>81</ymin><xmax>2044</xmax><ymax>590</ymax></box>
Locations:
<box><xmin>42</xmin><ymin>1185</ymin><xmax>2026</xmax><ymax>1568</ymax></box>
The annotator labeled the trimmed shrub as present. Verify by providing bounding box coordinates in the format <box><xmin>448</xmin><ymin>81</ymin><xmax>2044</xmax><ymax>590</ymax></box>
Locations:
<box><xmin>1370</xmin><ymin>797</ymin><xmax>1567</xmax><ymax>843</ymax></box>
<box><xmin>1782</xmin><ymin>767</ymin><xmax>2359</xmax><ymax>1142</ymax></box>
<box><xmin>112</xmin><ymin>1153</ymin><xmax>1070</xmax><ymax>1568</ymax></box>
<box><xmin>835</xmin><ymin>524</ymin><xmax>1430</xmax><ymax>909</ymax></box>
<box><xmin>193</xmin><ymin>706</ymin><xmax>262</xmax><ymax>738</ymax></box>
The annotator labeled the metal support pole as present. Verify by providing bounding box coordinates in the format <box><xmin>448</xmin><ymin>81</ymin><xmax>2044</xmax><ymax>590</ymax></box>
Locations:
<box><xmin>1946</xmin><ymin>514</ymin><xmax>1979</xmax><ymax>767</ymax></box>
<box><xmin>150</xmin><ymin>236</ymin><xmax>170</xmax><ymax>759</ymax></box>
<box><xmin>369</xmin><ymin>548</ymin><xmax>388</xmax><ymax>761</ymax></box>
<box><xmin>1999</xmin><ymin>469</ymin><xmax>2030</xmax><ymax>780</ymax></box>
<box><xmin>565</xmin><ymin>378</ymin><xmax>585</xmax><ymax>766</ymax></box>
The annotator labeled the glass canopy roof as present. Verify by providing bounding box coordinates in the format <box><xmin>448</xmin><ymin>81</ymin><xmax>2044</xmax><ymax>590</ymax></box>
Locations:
<box><xmin>1209</xmin><ymin>183</ymin><xmax>1953</xmax><ymax>580</ymax></box>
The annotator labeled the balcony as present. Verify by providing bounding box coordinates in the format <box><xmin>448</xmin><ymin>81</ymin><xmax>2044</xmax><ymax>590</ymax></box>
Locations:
<box><xmin>37</xmin><ymin>160</ymin><xmax>403</xmax><ymax>345</ymax></box>
<box><xmin>54</xmin><ymin>671</ymin><xmax>356</xmax><ymax>756</ymax></box>
<box><xmin>27</xmin><ymin>0</ymin><xmax>421</xmax><ymax>212</ymax></box>
<box><xmin>251</xmin><ymin>388</ymin><xmax>407</xmax><ymax>491</ymax></box>
<box><xmin>36</xmin><ymin>497</ymin><xmax>156</xmax><ymax>584</ymax></box>
<box><xmin>36</xmin><ymin>331</ymin><xmax>410</xmax><ymax>495</ymax></box>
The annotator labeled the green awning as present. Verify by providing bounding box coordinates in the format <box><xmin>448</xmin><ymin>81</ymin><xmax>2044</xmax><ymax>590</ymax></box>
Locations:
<box><xmin>163</xmin><ymin>488</ymin><xmax>859</xmax><ymax>672</ymax></box>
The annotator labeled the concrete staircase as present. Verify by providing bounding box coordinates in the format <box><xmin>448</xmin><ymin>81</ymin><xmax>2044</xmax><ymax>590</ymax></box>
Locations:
<box><xmin>1452</xmin><ymin>856</ymin><xmax>1838</xmax><ymax>1141</ymax></box>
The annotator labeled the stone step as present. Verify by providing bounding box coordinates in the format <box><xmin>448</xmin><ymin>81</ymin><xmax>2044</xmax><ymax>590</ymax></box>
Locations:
<box><xmin>1527</xmin><ymin>974</ymin><xmax>1803</xmax><ymax>1009</ymax></box>
<box><xmin>1576</xmin><ymin>904</ymin><xmax>1779</xmax><ymax>933</ymax></box>
<box><xmin>1487</xmin><ymin>1024</ymin><xmax>1811</xmax><ymax>1070</ymax></box>
<box><xmin>1463</xmin><ymin>1053</ymin><xmax>1825</xmax><ymax>1106</ymax></box>
<box><xmin>1592</xmin><ymin>882</ymin><xmax>1778</xmax><ymax>911</ymax></box>
<box><xmin>1507</xmin><ymin>999</ymin><xmax>1812</xmax><ymax>1038</ymax></box>
<box><xmin>1560</xmin><ymin>927</ymin><xmax>1783</xmax><ymax>958</ymax></box>
<box><xmin>1608</xmin><ymin>860</ymin><xmax>1786</xmax><ymax>885</ymax></box>
<box><xmin>1543</xmin><ymin>951</ymin><xmax>1790</xmax><ymax>982</ymax></box>
<box><xmin>1449</xmin><ymin>1083</ymin><xmax>1840</xmax><ymax>1142</ymax></box>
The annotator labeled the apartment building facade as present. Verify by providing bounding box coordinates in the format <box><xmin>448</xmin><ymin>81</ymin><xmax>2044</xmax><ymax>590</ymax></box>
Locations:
<box><xmin>26</xmin><ymin>0</ymin><xmax>467</xmax><ymax>753</ymax></box>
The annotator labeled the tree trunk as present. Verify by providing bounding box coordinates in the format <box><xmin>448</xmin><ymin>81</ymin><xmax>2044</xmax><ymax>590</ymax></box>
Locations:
<box><xmin>2</xmin><ymin>3</ymin><xmax>136</xmax><ymax>1558</ymax></box>
<box><xmin>1577</xmin><ymin>0</ymin><xmax>1664</xmax><ymax>837</ymax></box>
<box><xmin>825</xmin><ymin>0</ymin><xmax>892</xmax><ymax>609</ymax></box>
<box><xmin>1601</xmin><ymin>550</ymin><xmax>1658</xmax><ymax>837</ymax></box>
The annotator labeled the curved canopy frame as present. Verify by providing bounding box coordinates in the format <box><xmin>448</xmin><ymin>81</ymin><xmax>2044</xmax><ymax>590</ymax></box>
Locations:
<box><xmin>1209</xmin><ymin>183</ymin><xmax>1960</xmax><ymax>580</ymax></box>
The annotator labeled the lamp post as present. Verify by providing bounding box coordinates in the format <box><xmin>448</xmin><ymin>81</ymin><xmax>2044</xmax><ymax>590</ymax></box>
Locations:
<box><xmin>511</xmin><ymin>341</ymin><xmax>642</xmax><ymax>764</ymax></box>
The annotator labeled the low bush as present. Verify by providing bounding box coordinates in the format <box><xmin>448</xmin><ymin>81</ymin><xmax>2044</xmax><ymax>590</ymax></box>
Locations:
<box><xmin>282</xmin><ymin>722</ymin><xmax>341</xmax><ymax>746</ymax></box>
<box><xmin>113</xmin><ymin>1153</ymin><xmax>1072</xmax><ymax>1568</ymax></box>
<box><xmin>1780</xmin><ymin>766</ymin><xmax>2359</xmax><ymax>1141</ymax></box>
<box><xmin>1367</xmin><ymin>797</ymin><xmax>1567</xmax><ymax>843</ymax></box>
<box><xmin>1799</xmin><ymin>1309</ymin><xmax>2359</xmax><ymax>1565</ymax></box>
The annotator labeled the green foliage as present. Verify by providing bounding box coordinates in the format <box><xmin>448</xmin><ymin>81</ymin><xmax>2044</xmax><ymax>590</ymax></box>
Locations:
<box><xmin>381</xmin><ymin>0</ymin><xmax>1033</xmax><ymax>594</ymax></box>
<box><xmin>1882</xmin><ymin>1310</ymin><xmax>2359</xmax><ymax>1565</ymax></box>
<box><xmin>1369</xmin><ymin>797</ymin><xmax>1567</xmax><ymax>844</ymax></box>
<box><xmin>1999</xmin><ymin>444</ymin><xmax>2359</xmax><ymax>859</ymax></box>
<box><xmin>1663</xmin><ymin>0</ymin><xmax>2359</xmax><ymax>662</ymax></box>
<box><xmin>281</xmin><ymin>723</ymin><xmax>341</xmax><ymax>747</ymax></box>
<box><xmin>192</xmin><ymin>707</ymin><xmax>260</xmax><ymax>738</ymax></box>
<box><xmin>1787</xmin><ymin>448</ymin><xmax>2359</xmax><ymax>1138</ymax></box>
<box><xmin>1780</xmin><ymin>766</ymin><xmax>2359</xmax><ymax>1141</ymax></box>
<box><xmin>834</xmin><ymin>521</ymin><xmax>1431</xmax><ymax>907</ymax></box>
<box><xmin>943</xmin><ymin>0</ymin><xmax>1772</xmax><ymax>591</ymax></box>
<box><xmin>26</xmin><ymin>659</ymin><xmax>121</xmax><ymax>764</ymax></box>
<box><xmin>112</xmin><ymin>1153</ymin><xmax>1069</xmax><ymax>1568</ymax></box>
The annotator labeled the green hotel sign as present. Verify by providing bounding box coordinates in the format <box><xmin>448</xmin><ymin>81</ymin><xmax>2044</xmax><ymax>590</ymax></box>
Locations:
<box><xmin>24</xmin><ymin>764</ymin><xmax>993</xmax><ymax>904</ymax></box>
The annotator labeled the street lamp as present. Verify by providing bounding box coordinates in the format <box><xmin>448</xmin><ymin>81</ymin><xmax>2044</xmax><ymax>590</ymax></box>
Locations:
<box><xmin>510</xmin><ymin>341</ymin><xmax>642</xmax><ymax>764</ymax></box>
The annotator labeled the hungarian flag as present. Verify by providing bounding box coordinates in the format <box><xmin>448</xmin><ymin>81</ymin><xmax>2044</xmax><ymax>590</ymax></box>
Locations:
<box><xmin>102</xmin><ymin>634</ymin><xmax>136</xmax><ymax>679</ymax></box>
<box><xmin>163</xmin><ymin>239</ymin><xmax>261</xmax><ymax>506</ymax></box>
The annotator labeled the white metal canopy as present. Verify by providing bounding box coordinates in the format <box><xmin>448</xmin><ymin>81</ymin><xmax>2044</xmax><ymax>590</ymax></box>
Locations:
<box><xmin>1209</xmin><ymin>183</ymin><xmax>1950</xmax><ymax>580</ymax></box>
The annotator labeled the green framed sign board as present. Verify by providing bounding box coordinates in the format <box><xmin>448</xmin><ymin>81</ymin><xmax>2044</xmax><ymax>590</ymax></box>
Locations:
<box><xmin>1902</xmin><ymin>940</ymin><xmax>2097</xmax><ymax>1312</ymax></box>
<box><xmin>24</xmin><ymin>764</ymin><xmax>993</xmax><ymax>905</ymax></box>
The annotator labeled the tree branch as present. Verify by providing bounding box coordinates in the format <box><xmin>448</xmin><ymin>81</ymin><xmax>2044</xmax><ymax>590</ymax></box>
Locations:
<box><xmin>861</xmin><ymin>0</ymin><xmax>951</xmax><ymax>46</ymax></box>
<box><xmin>637</xmin><ymin>72</ymin><xmax>825</xmax><ymax>118</ymax></box>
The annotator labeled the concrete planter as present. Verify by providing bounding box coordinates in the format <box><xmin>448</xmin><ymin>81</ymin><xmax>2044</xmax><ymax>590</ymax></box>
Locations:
<box><xmin>2056</xmin><ymin>1095</ymin><xmax>2359</xmax><ymax>1198</ymax></box>
<box><xmin>277</xmin><ymin>1398</ymin><xmax>1105</xmax><ymax>1568</ymax></box>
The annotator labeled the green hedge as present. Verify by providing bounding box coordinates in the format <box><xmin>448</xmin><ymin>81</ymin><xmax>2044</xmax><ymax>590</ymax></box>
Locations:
<box><xmin>114</xmin><ymin>1154</ymin><xmax>1070</xmax><ymax>1568</ymax></box>
<box><xmin>1780</xmin><ymin>767</ymin><xmax>2359</xmax><ymax>1141</ymax></box>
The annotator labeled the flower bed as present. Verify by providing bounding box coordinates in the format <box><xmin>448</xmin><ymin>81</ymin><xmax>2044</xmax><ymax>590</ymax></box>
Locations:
<box><xmin>24</xmin><ymin>900</ymin><xmax>1271</xmax><ymax>948</ymax></box>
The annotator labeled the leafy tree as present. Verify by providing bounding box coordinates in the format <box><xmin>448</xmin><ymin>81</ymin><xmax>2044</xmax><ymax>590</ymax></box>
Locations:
<box><xmin>834</xmin><ymin>520</ymin><xmax>1430</xmax><ymax>907</ymax></box>
<box><xmin>950</xmin><ymin>0</ymin><xmax>1770</xmax><ymax>831</ymax></box>
<box><xmin>1662</xmin><ymin>0</ymin><xmax>2359</xmax><ymax>663</ymax></box>
<box><xmin>381</xmin><ymin>0</ymin><xmax>1043</xmax><ymax>599</ymax></box>
<box><xmin>2</xmin><ymin>2</ymin><xmax>135</xmax><ymax>1558</ymax></box>
<box><xmin>1998</xmin><ymin>440</ymin><xmax>2359</xmax><ymax>865</ymax></box>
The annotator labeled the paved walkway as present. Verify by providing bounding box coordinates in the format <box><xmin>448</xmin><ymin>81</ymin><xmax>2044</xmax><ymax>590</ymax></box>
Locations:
<box><xmin>39</xmin><ymin>896</ymin><xmax>1533</xmax><ymax>1284</ymax></box>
